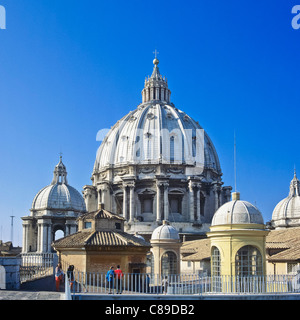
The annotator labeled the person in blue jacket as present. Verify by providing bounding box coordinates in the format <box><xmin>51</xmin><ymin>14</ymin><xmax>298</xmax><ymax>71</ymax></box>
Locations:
<box><xmin>106</xmin><ymin>266</ymin><xmax>115</xmax><ymax>294</ymax></box>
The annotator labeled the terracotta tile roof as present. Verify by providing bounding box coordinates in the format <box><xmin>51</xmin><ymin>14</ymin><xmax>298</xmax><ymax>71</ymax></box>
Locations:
<box><xmin>181</xmin><ymin>238</ymin><xmax>211</xmax><ymax>261</ymax></box>
<box><xmin>266</xmin><ymin>227</ymin><xmax>300</xmax><ymax>243</ymax></box>
<box><xmin>266</xmin><ymin>227</ymin><xmax>300</xmax><ymax>262</ymax></box>
<box><xmin>53</xmin><ymin>230</ymin><xmax>151</xmax><ymax>249</ymax></box>
<box><xmin>266</xmin><ymin>242</ymin><xmax>290</xmax><ymax>249</ymax></box>
<box><xmin>267</xmin><ymin>246</ymin><xmax>300</xmax><ymax>261</ymax></box>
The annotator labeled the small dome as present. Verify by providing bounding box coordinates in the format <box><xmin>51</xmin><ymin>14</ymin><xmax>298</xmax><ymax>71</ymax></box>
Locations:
<box><xmin>32</xmin><ymin>184</ymin><xmax>86</xmax><ymax>212</ymax></box>
<box><xmin>212</xmin><ymin>194</ymin><xmax>264</xmax><ymax>226</ymax></box>
<box><xmin>31</xmin><ymin>156</ymin><xmax>86</xmax><ymax>213</ymax></box>
<box><xmin>271</xmin><ymin>171</ymin><xmax>300</xmax><ymax>228</ymax></box>
<box><xmin>151</xmin><ymin>221</ymin><xmax>180</xmax><ymax>241</ymax></box>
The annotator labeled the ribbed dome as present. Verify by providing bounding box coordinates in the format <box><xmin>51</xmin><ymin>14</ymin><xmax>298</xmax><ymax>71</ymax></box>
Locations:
<box><xmin>94</xmin><ymin>104</ymin><xmax>221</xmax><ymax>172</ymax></box>
<box><xmin>32</xmin><ymin>184</ymin><xmax>86</xmax><ymax>212</ymax></box>
<box><xmin>211</xmin><ymin>195</ymin><xmax>264</xmax><ymax>226</ymax></box>
<box><xmin>151</xmin><ymin>221</ymin><xmax>180</xmax><ymax>241</ymax></box>
<box><xmin>93</xmin><ymin>59</ymin><xmax>221</xmax><ymax>173</ymax></box>
<box><xmin>271</xmin><ymin>171</ymin><xmax>300</xmax><ymax>228</ymax></box>
<box><xmin>31</xmin><ymin>157</ymin><xmax>86</xmax><ymax>213</ymax></box>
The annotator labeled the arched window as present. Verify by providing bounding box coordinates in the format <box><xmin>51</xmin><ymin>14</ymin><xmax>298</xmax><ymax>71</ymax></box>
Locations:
<box><xmin>54</xmin><ymin>230</ymin><xmax>64</xmax><ymax>241</ymax></box>
<box><xmin>161</xmin><ymin>251</ymin><xmax>177</xmax><ymax>276</ymax></box>
<box><xmin>235</xmin><ymin>245</ymin><xmax>263</xmax><ymax>276</ymax></box>
<box><xmin>211</xmin><ymin>246</ymin><xmax>221</xmax><ymax>276</ymax></box>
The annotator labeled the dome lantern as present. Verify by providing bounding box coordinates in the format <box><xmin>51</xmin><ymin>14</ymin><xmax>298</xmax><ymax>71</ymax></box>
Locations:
<box><xmin>52</xmin><ymin>155</ymin><xmax>68</xmax><ymax>185</ymax></box>
<box><xmin>142</xmin><ymin>55</ymin><xmax>171</xmax><ymax>104</ymax></box>
<box><xmin>289</xmin><ymin>169</ymin><xmax>300</xmax><ymax>197</ymax></box>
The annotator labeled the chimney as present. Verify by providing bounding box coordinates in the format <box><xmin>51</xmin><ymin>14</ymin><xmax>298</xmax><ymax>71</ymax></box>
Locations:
<box><xmin>98</xmin><ymin>203</ymin><xmax>105</xmax><ymax>210</ymax></box>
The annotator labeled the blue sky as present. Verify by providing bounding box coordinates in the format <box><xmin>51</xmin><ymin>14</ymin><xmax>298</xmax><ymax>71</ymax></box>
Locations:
<box><xmin>0</xmin><ymin>0</ymin><xmax>299</xmax><ymax>246</ymax></box>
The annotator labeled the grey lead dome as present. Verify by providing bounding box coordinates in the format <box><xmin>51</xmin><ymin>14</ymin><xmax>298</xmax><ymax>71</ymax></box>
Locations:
<box><xmin>31</xmin><ymin>157</ymin><xmax>86</xmax><ymax>213</ymax></box>
<box><xmin>94</xmin><ymin>58</ymin><xmax>221</xmax><ymax>173</ymax></box>
<box><xmin>211</xmin><ymin>193</ymin><xmax>264</xmax><ymax>226</ymax></box>
<box><xmin>151</xmin><ymin>221</ymin><xmax>180</xmax><ymax>241</ymax></box>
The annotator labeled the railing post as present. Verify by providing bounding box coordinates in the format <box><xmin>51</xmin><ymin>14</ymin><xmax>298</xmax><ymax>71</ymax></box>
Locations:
<box><xmin>65</xmin><ymin>271</ymin><xmax>71</xmax><ymax>300</ymax></box>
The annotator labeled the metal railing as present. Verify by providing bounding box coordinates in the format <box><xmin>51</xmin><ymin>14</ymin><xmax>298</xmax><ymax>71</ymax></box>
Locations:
<box><xmin>63</xmin><ymin>272</ymin><xmax>300</xmax><ymax>296</ymax></box>
<box><xmin>19</xmin><ymin>253</ymin><xmax>58</xmax><ymax>283</ymax></box>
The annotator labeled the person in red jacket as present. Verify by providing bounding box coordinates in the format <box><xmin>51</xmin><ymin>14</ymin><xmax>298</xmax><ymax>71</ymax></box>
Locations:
<box><xmin>114</xmin><ymin>265</ymin><xmax>123</xmax><ymax>294</ymax></box>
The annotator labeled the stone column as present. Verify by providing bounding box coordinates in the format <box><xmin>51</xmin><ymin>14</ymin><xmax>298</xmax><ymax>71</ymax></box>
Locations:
<box><xmin>156</xmin><ymin>182</ymin><xmax>162</xmax><ymax>222</ymax></box>
<box><xmin>22</xmin><ymin>224</ymin><xmax>27</xmax><ymax>253</ymax></box>
<box><xmin>47</xmin><ymin>223</ymin><xmax>52</xmax><ymax>252</ymax></box>
<box><xmin>65</xmin><ymin>223</ymin><xmax>69</xmax><ymax>237</ymax></box>
<box><xmin>98</xmin><ymin>189</ymin><xmax>102</xmax><ymax>209</ymax></box>
<box><xmin>150</xmin><ymin>87</ymin><xmax>154</xmax><ymax>100</ymax></box>
<box><xmin>100</xmin><ymin>184</ymin><xmax>109</xmax><ymax>210</ymax></box>
<box><xmin>165</xmin><ymin>89</ymin><xmax>169</xmax><ymax>103</ymax></box>
<box><xmin>37</xmin><ymin>221</ymin><xmax>45</xmax><ymax>253</ymax></box>
<box><xmin>156</xmin><ymin>87</ymin><xmax>159</xmax><ymax>100</ymax></box>
<box><xmin>189</xmin><ymin>180</ymin><xmax>195</xmax><ymax>222</ymax></box>
<box><xmin>37</xmin><ymin>222</ymin><xmax>41</xmax><ymax>252</ymax></box>
<box><xmin>122</xmin><ymin>184</ymin><xmax>128</xmax><ymax>220</ymax></box>
<box><xmin>213</xmin><ymin>184</ymin><xmax>221</xmax><ymax>213</ymax></box>
<box><xmin>129</xmin><ymin>183</ymin><xmax>135</xmax><ymax>222</ymax></box>
<box><xmin>161</xmin><ymin>88</ymin><xmax>165</xmax><ymax>101</ymax></box>
<box><xmin>163</xmin><ymin>183</ymin><xmax>169</xmax><ymax>221</ymax></box>
<box><xmin>196</xmin><ymin>184</ymin><xmax>201</xmax><ymax>222</ymax></box>
<box><xmin>42</xmin><ymin>224</ymin><xmax>48</xmax><ymax>253</ymax></box>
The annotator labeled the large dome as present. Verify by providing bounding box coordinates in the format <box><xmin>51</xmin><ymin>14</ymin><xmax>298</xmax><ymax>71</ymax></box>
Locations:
<box><xmin>31</xmin><ymin>157</ymin><xmax>86</xmax><ymax>213</ymax></box>
<box><xmin>94</xmin><ymin>58</ymin><xmax>221</xmax><ymax>174</ymax></box>
<box><xmin>271</xmin><ymin>171</ymin><xmax>300</xmax><ymax>229</ymax></box>
<box><xmin>94</xmin><ymin>104</ymin><xmax>221</xmax><ymax>173</ymax></box>
<box><xmin>211</xmin><ymin>193</ymin><xmax>264</xmax><ymax>226</ymax></box>
<box><xmin>86</xmin><ymin>57</ymin><xmax>232</xmax><ymax>240</ymax></box>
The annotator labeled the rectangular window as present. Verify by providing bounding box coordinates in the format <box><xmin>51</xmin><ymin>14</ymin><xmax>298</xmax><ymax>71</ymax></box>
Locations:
<box><xmin>141</xmin><ymin>198</ymin><xmax>153</xmax><ymax>213</ymax></box>
<box><xmin>170</xmin><ymin>198</ymin><xmax>179</xmax><ymax>213</ymax></box>
<box><xmin>287</xmin><ymin>263</ymin><xmax>298</xmax><ymax>274</ymax></box>
<box><xmin>85</xmin><ymin>222</ymin><xmax>92</xmax><ymax>229</ymax></box>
